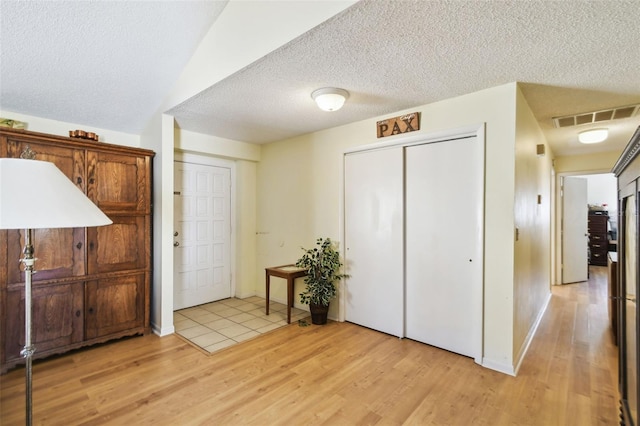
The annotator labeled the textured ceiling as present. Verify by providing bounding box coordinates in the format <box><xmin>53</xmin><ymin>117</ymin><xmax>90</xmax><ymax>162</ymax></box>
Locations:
<box><xmin>0</xmin><ymin>0</ymin><xmax>226</xmax><ymax>133</ymax></box>
<box><xmin>1</xmin><ymin>1</ymin><xmax>640</xmax><ymax>157</ymax></box>
<box><xmin>168</xmin><ymin>0</ymin><xmax>640</xmax><ymax>156</ymax></box>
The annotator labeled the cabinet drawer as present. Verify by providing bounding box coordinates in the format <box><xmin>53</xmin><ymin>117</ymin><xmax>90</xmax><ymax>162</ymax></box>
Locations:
<box><xmin>590</xmin><ymin>248</ymin><xmax>609</xmax><ymax>265</ymax></box>
<box><xmin>589</xmin><ymin>241</ymin><xmax>608</xmax><ymax>251</ymax></box>
<box><xmin>588</xmin><ymin>225</ymin><xmax>608</xmax><ymax>234</ymax></box>
<box><xmin>589</xmin><ymin>233</ymin><xmax>608</xmax><ymax>243</ymax></box>
<box><xmin>588</xmin><ymin>216</ymin><xmax>608</xmax><ymax>232</ymax></box>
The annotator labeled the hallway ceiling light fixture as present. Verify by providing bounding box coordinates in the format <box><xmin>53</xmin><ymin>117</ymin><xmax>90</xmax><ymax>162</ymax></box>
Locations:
<box><xmin>311</xmin><ymin>87</ymin><xmax>349</xmax><ymax>112</ymax></box>
<box><xmin>578</xmin><ymin>128</ymin><xmax>609</xmax><ymax>144</ymax></box>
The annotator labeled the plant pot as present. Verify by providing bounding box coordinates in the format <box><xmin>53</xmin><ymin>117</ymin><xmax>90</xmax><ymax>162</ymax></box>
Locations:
<box><xmin>309</xmin><ymin>303</ymin><xmax>329</xmax><ymax>325</ymax></box>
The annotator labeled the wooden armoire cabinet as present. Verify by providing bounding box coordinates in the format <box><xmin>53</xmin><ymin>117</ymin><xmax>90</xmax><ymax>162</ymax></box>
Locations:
<box><xmin>613</xmin><ymin>125</ymin><xmax>640</xmax><ymax>426</ymax></box>
<box><xmin>0</xmin><ymin>128</ymin><xmax>154</xmax><ymax>373</ymax></box>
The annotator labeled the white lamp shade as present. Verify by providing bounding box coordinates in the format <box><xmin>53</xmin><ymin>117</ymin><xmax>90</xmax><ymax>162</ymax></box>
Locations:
<box><xmin>311</xmin><ymin>88</ymin><xmax>349</xmax><ymax>111</ymax></box>
<box><xmin>0</xmin><ymin>158</ymin><xmax>112</xmax><ymax>229</ymax></box>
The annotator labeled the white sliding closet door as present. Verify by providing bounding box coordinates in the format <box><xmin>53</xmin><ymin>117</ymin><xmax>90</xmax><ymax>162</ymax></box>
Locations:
<box><xmin>344</xmin><ymin>147</ymin><xmax>404</xmax><ymax>337</ymax></box>
<box><xmin>405</xmin><ymin>136</ymin><xmax>483</xmax><ymax>359</ymax></box>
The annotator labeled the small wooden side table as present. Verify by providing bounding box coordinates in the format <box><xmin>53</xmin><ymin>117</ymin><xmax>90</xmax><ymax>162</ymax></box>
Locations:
<box><xmin>265</xmin><ymin>264</ymin><xmax>307</xmax><ymax>323</ymax></box>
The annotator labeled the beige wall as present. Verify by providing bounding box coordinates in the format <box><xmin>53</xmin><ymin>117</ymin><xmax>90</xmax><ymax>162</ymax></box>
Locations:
<box><xmin>235</xmin><ymin>160</ymin><xmax>258</xmax><ymax>298</ymax></box>
<box><xmin>0</xmin><ymin>109</ymin><xmax>140</xmax><ymax>147</ymax></box>
<box><xmin>555</xmin><ymin>151</ymin><xmax>620</xmax><ymax>174</ymax></box>
<box><xmin>141</xmin><ymin>113</ymin><xmax>174</xmax><ymax>335</ymax></box>
<box><xmin>256</xmin><ymin>83</ymin><xmax>531</xmax><ymax>374</ymax></box>
<box><xmin>175</xmin><ymin>129</ymin><xmax>260</xmax><ymax>162</ymax></box>
<box><xmin>513</xmin><ymin>87</ymin><xmax>553</xmax><ymax>369</ymax></box>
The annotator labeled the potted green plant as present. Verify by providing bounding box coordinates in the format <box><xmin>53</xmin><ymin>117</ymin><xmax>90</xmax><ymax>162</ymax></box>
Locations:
<box><xmin>295</xmin><ymin>237</ymin><xmax>348</xmax><ymax>325</ymax></box>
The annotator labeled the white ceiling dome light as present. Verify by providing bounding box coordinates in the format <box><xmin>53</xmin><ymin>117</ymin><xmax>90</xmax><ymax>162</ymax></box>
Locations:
<box><xmin>311</xmin><ymin>87</ymin><xmax>349</xmax><ymax>112</ymax></box>
<box><xmin>578</xmin><ymin>128</ymin><xmax>609</xmax><ymax>144</ymax></box>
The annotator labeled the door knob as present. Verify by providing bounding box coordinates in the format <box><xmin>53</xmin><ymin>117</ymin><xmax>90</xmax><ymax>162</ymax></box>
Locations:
<box><xmin>174</xmin><ymin>242</ymin><xmax>179</xmax><ymax>247</ymax></box>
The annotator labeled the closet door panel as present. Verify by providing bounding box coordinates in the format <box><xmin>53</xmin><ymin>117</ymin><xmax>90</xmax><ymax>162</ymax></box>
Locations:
<box><xmin>405</xmin><ymin>137</ymin><xmax>483</xmax><ymax>359</ymax></box>
<box><xmin>344</xmin><ymin>147</ymin><xmax>404</xmax><ymax>337</ymax></box>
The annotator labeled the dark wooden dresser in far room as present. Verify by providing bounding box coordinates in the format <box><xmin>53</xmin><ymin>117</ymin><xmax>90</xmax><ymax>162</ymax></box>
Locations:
<box><xmin>588</xmin><ymin>211</ymin><xmax>609</xmax><ymax>266</ymax></box>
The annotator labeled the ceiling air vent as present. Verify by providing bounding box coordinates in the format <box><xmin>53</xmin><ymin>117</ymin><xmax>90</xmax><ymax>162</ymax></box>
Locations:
<box><xmin>553</xmin><ymin>104</ymin><xmax>640</xmax><ymax>128</ymax></box>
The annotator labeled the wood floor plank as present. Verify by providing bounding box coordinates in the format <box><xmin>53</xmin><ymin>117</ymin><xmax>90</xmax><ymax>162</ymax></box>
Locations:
<box><xmin>0</xmin><ymin>266</ymin><xmax>619</xmax><ymax>425</ymax></box>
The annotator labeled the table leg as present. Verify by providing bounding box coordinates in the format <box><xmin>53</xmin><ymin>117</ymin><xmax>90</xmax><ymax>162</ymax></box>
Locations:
<box><xmin>287</xmin><ymin>277</ymin><xmax>293</xmax><ymax>324</ymax></box>
<box><xmin>265</xmin><ymin>270</ymin><xmax>270</xmax><ymax>316</ymax></box>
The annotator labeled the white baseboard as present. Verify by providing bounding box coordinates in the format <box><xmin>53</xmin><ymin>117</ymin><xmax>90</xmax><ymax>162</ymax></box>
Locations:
<box><xmin>513</xmin><ymin>291</ymin><xmax>552</xmax><ymax>376</ymax></box>
<box><xmin>481</xmin><ymin>358</ymin><xmax>516</xmax><ymax>376</ymax></box>
<box><xmin>263</xmin><ymin>294</ymin><xmax>310</xmax><ymax>313</ymax></box>
<box><xmin>152</xmin><ymin>322</ymin><xmax>175</xmax><ymax>337</ymax></box>
<box><xmin>235</xmin><ymin>290</ymin><xmax>257</xmax><ymax>299</ymax></box>
<box><xmin>481</xmin><ymin>292</ymin><xmax>552</xmax><ymax>377</ymax></box>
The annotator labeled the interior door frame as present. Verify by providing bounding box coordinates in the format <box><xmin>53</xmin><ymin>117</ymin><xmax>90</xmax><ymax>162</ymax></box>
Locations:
<box><xmin>340</xmin><ymin>123</ymin><xmax>485</xmax><ymax>365</ymax></box>
<box><xmin>173</xmin><ymin>151</ymin><xmax>236</xmax><ymax>308</ymax></box>
<box><xmin>554</xmin><ymin>169</ymin><xmax>613</xmax><ymax>285</ymax></box>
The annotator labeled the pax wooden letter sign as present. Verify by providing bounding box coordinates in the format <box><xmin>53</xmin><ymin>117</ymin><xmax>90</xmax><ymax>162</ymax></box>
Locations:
<box><xmin>377</xmin><ymin>112</ymin><xmax>420</xmax><ymax>138</ymax></box>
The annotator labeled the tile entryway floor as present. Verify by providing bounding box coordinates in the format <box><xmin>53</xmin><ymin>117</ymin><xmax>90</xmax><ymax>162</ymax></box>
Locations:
<box><xmin>174</xmin><ymin>296</ymin><xmax>309</xmax><ymax>354</ymax></box>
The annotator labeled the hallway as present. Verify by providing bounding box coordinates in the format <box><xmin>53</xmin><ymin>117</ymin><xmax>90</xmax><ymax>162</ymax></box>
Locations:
<box><xmin>516</xmin><ymin>265</ymin><xmax>618</xmax><ymax>423</ymax></box>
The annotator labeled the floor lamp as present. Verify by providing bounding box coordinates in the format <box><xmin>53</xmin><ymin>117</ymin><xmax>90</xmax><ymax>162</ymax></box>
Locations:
<box><xmin>0</xmin><ymin>158</ymin><xmax>112</xmax><ymax>425</ymax></box>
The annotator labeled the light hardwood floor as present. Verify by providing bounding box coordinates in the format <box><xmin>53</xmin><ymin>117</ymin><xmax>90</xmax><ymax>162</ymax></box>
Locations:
<box><xmin>1</xmin><ymin>267</ymin><xmax>618</xmax><ymax>425</ymax></box>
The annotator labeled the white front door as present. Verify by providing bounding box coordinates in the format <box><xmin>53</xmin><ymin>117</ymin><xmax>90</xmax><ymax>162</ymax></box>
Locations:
<box><xmin>405</xmin><ymin>137</ymin><xmax>483</xmax><ymax>360</ymax></box>
<box><xmin>562</xmin><ymin>176</ymin><xmax>588</xmax><ymax>284</ymax></box>
<box><xmin>174</xmin><ymin>160</ymin><xmax>231</xmax><ymax>310</ymax></box>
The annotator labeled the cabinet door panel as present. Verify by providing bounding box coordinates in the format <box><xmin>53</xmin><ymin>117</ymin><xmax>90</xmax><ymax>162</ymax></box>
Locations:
<box><xmin>87</xmin><ymin>151</ymin><xmax>149</xmax><ymax>213</ymax></box>
<box><xmin>87</xmin><ymin>216</ymin><xmax>146</xmax><ymax>274</ymax></box>
<box><xmin>5</xmin><ymin>140</ymin><xmax>86</xmax><ymax>282</ymax></box>
<box><xmin>6</xmin><ymin>139</ymin><xmax>84</xmax><ymax>186</ymax></box>
<box><xmin>85</xmin><ymin>274</ymin><xmax>144</xmax><ymax>339</ymax></box>
<box><xmin>7</xmin><ymin>228</ymin><xmax>85</xmax><ymax>283</ymax></box>
<box><xmin>4</xmin><ymin>282</ymin><xmax>84</xmax><ymax>361</ymax></box>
